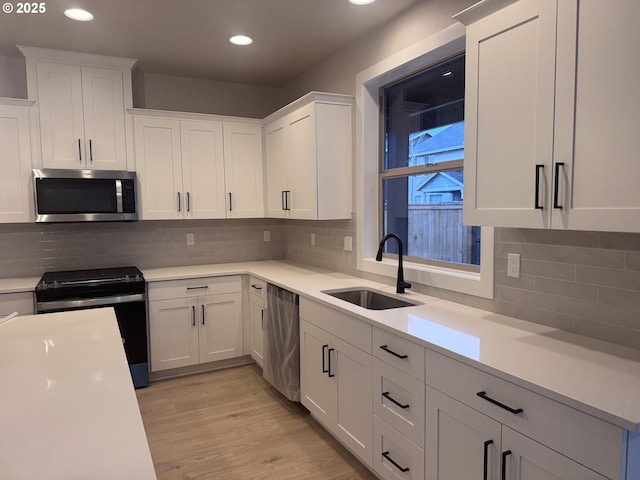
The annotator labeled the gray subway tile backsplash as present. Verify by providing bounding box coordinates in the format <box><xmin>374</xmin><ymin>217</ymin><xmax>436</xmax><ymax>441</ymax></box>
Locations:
<box><xmin>2</xmin><ymin>218</ymin><xmax>640</xmax><ymax>349</ymax></box>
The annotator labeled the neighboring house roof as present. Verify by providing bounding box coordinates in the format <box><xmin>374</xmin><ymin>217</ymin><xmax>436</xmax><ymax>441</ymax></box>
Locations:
<box><xmin>409</xmin><ymin>121</ymin><xmax>464</xmax><ymax>158</ymax></box>
<box><xmin>415</xmin><ymin>171</ymin><xmax>464</xmax><ymax>192</ymax></box>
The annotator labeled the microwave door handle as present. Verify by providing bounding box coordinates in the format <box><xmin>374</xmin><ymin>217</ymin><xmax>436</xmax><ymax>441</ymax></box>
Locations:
<box><xmin>115</xmin><ymin>180</ymin><xmax>123</xmax><ymax>213</ymax></box>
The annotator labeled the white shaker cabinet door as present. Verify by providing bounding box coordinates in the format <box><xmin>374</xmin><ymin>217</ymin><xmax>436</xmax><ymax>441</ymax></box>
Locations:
<box><xmin>133</xmin><ymin>116</ymin><xmax>183</xmax><ymax>220</ymax></box>
<box><xmin>180</xmin><ymin>120</ymin><xmax>226</xmax><ymax>219</ymax></box>
<box><xmin>463</xmin><ymin>0</ymin><xmax>557</xmax><ymax>228</ymax></box>
<box><xmin>80</xmin><ymin>66</ymin><xmax>127</xmax><ymax>170</ymax></box>
<box><xmin>264</xmin><ymin>120</ymin><xmax>289</xmax><ymax>218</ymax></box>
<box><xmin>332</xmin><ymin>335</ymin><xmax>373</xmax><ymax>467</ymax></box>
<box><xmin>223</xmin><ymin>123</ymin><xmax>264</xmax><ymax>218</ymax></box>
<box><xmin>287</xmin><ymin>104</ymin><xmax>318</xmax><ymax>220</ymax></box>
<box><xmin>198</xmin><ymin>292</ymin><xmax>243</xmax><ymax>364</ymax></box>
<box><xmin>149</xmin><ymin>297</ymin><xmax>199</xmax><ymax>372</ymax></box>
<box><xmin>502</xmin><ymin>427</ymin><xmax>606</xmax><ymax>480</ymax></box>
<box><xmin>300</xmin><ymin>319</ymin><xmax>332</xmax><ymax>428</ymax></box>
<box><xmin>552</xmin><ymin>0</ymin><xmax>640</xmax><ymax>232</ymax></box>
<box><xmin>36</xmin><ymin>61</ymin><xmax>85</xmax><ymax>169</ymax></box>
<box><xmin>426</xmin><ymin>386</ymin><xmax>501</xmax><ymax>480</ymax></box>
<box><xmin>0</xmin><ymin>105</ymin><xmax>33</xmax><ymax>223</ymax></box>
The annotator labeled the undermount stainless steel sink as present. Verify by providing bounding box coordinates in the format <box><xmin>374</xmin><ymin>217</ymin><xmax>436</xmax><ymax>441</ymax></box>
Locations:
<box><xmin>322</xmin><ymin>287</ymin><xmax>422</xmax><ymax>310</ymax></box>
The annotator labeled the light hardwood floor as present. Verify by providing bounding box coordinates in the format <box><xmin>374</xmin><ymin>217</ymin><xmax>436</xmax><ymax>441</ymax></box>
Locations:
<box><xmin>136</xmin><ymin>365</ymin><xmax>379</xmax><ymax>480</ymax></box>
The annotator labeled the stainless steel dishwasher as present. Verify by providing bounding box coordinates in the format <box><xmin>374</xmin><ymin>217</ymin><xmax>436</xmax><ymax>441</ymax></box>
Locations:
<box><xmin>263</xmin><ymin>284</ymin><xmax>300</xmax><ymax>401</ymax></box>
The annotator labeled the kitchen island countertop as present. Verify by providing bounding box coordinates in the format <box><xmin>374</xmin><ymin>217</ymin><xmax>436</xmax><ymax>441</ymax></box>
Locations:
<box><xmin>0</xmin><ymin>307</ymin><xmax>156</xmax><ymax>480</ymax></box>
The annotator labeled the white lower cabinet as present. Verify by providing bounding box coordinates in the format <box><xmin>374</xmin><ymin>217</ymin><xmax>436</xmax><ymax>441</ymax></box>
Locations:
<box><xmin>299</xmin><ymin>298</ymin><xmax>373</xmax><ymax>466</ymax></box>
<box><xmin>426</xmin><ymin>386</ymin><xmax>605</xmax><ymax>480</ymax></box>
<box><xmin>248</xmin><ymin>277</ymin><xmax>266</xmax><ymax>368</ymax></box>
<box><xmin>374</xmin><ymin>415</ymin><xmax>425</xmax><ymax>480</ymax></box>
<box><xmin>148</xmin><ymin>276</ymin><xmax>242</xmax><ymax>372</ymax></box>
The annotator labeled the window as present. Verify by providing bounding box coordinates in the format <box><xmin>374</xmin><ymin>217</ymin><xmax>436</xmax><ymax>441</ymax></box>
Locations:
<box><xmin>380</xmin><ymin>54</ymin><xmax>480</xmax><ymax>269</ymax></box>
<box><xmin>356</xmin><ymin>26</ymin><xmax>493</xmax><ymax>299</ymax></box>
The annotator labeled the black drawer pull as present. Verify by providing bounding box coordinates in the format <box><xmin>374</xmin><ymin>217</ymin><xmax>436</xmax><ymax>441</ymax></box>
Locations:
<box><xmin>379</xmin><ymin>345</ymin><xmax>408</xmax><ymax>359</ymax></box>
<box><xmin>382</xmin><ymin>391</ymin><xmax>409</xmax><ymax>409</ymax></box>
<box><xmin>327</xmin><ymin>348</ymin><xmax>335</xmax><ymax>377</ymax></box>
<box><xmin>483</xmin><ymin>440</ymin><xmax>494</xmax><ymax>480</ymax></box>
<box><xmin>382</xmin><ymin>451</ymin><xmax>410</xmax><ymax>473</ymax></box>
<box><xmin>535</xmin><ymin>164</ymin><xmax>544</xmax><ymax>209</ymax></box>
<box><xmin>477</xmin><ymin>391</ymin><xmax>523</xmax><ymax>415</ymax></box>
<box><xmin>322</xmin><ymin>344</ymin><xmax>329</xmax><ymax>373</ymax></box>
<box><xmin>251</xmin><ymin>284</ymin><xmax>262</xmax><ymax>291</ymax></box>
<box><xmin>501</xmin><ymin>450</ymin><xmax>512</xmax><ymax>480</ymax></box>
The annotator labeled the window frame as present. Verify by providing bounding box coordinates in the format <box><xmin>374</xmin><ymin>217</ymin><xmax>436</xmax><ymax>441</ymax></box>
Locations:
<box><xmin>355</xmin><ymin>24</ymin><xmax>494</xmax><ymax>299</ymax></box>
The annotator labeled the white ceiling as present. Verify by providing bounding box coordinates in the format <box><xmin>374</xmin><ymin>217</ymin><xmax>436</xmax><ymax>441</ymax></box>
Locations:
<box><xmin>0</xmin><ymin>0</ymin><xmax>420</xmax><ymax>87</ymax></box>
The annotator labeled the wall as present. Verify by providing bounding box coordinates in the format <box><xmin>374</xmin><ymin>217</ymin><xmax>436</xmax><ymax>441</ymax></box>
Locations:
<box><xmin>0</xmin><ymin>55</ymin><xmax>27</xmax><ymax>98</ymax></box>
<box><xmin>0</xmin><ymin>219</ymin><xmax>284</xmax><ymax>278</ymax></box>
<box><xmin>277</xmin><ymin>0</ymin><xmax>640</xmax><ymax>349</ymax></box>
<box><xmin>136</xmin><ymin>71</ymin><xmax>285</xmax><ymax>118</ymax></box>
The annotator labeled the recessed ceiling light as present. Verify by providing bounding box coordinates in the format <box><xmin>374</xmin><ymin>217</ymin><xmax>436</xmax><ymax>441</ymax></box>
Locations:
<box><xmin>64</xmin><ymin>8</ymin><xmax>93</xmax><ymax>21</ymax></box>
<box><xmin>230</xmin><ymin>35</ymin><xmax>253</xmax><ymax>46</ymax></box>
<box><xmin>349</xmin><ymin>0</ymin><xmax>376</xmax><ymax>4</ymax></box>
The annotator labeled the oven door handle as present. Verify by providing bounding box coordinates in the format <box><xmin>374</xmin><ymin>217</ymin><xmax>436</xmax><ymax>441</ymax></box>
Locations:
<box><xmin>36</xmin><ymin>293</ymin><xmax>146</xmax><ymax>312</ymax></box>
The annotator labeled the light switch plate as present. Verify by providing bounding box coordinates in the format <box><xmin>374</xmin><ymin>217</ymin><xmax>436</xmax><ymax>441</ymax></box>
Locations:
<box><xmin>263</xmin><ymin>231</ymin><xmax>270</xmax><ymax>242</ymax></box>
<box><xmin>186</xmin><ymin>233</ymin><xmax>195</xmax><ymax>246</ymax></box>
<box><xmin>311</xmin><ymin>233</ymin><xmax>316</xmax><ymax>246</ymax></box>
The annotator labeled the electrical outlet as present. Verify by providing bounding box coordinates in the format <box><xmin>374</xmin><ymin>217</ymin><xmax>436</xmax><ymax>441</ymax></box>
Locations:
<box><xmin>344</xmin><ymin>236</ymin><xmax>353</xmax><ymax>252</ymax></box>
<box><xmin>263</xmin><ymin>230</ymin><xmax>270</xmax><ymax>242</ymax></box>
<box><xmin>507</xmin><ymin>253</ymin><xmax>520</xmax><ymax>278</ymax></box>
<box><xmin>311</xmin><ymin>233</ymin><xmax>316</xmax><ymax>246</ymax></box>
<box><xmin>186</xmin><ymin>233</ymin><xmax>195</xmax><ymax>246</ymax></box>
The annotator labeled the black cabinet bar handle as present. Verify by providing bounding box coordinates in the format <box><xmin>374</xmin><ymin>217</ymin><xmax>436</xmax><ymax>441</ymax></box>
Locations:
<box><xmin>501</xmin><ymin>450</ymin><xmax>512</xmax><ymax>480</ymax></box>
<box><xmin>261</xmin><ymin>309</ymin><xmax>264</xmax><ymax>330</ymax></box>
<box><xmin>281</xmin><ymin>190</ymin><xmax>286</xmax><ymax>211</ymax></box>
<box><xmin>187</xmin><ymin>192</ymin><xmax>191</xmax><ymax>212</ymax></box>
<box><xmin>201</xmin><ymin>304</ymin><xmax>205</xmax><ymax>325</ymax></box>
<box><xmin>382</xmin><ymin>391</ymin><xmax>410</xmax><ymax>409</ymax></box>
<box><xmin>382</xmin><ymin>451</ymin><xmax>410</xmax><ymax>473</ymax></box>
<box><xmin>322</xmin><ymin>345</ymin><xmax>329</xmax><ymax>373</ymax></box>
<box><xmin>78</xmin><ymin>138</ymin><xmax>82</xmax><ymax>162</ymax></box>
<box><xmin>553</xmin><ymin>162</ymin><xmax>565</xmax><ymax>209</ymax></box>
<box><xmin>535</xmin><ymin>164</ymin><xmax>544</xmax><ymax>209</ymax></box>
<box><xmin>477</xmin><ymin>391</ymin><xmax>523</xmax><ymax>414</ymax></box>
<box><xmin>327</xmin><ymin>348</ymin><xmax>335</xmax><ymax>377</ymax></box>
<box><xmin>187</xmin><ymin>286</ymin><xmax>208</xmax><ymax>290</ymax></box>
<box><xmin>229</xmin><ymin>192</ymin><xmax>232</xmax><ymax>211</ymax></box>
<box><xmin>483</xmin><ymin>440</ymin><xmax>494</xmax><ymax>480</ymax></box>
<box><xmin>89</xmin><ymin>139</ymin><xmax>93</xmax><ymax>163</ymax></box>
<box><xmin>379</xmin><ymin>345</ymin><xmax>408</xmax><ymax>359</ymax></box>
<box><xmin>177</xmin><ymin>192</ymin><xmax>181</xmax><ymax>212</ymax></box>
<box><xmin>251</xmin><ymin>284</ymin><xmax>262</xmax><ymax>291</ymax></box>
<box><xmin>191</xmin><ymin>305</ymin><xmax>196</xmax><ymax>327</ymax></box>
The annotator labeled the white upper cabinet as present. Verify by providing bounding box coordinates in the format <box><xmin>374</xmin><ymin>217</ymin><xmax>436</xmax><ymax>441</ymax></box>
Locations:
<box><xmin>458</xmin><ymin>0</ymin><xmax>640</xmax><ymax>232</ymax></box>
<box><xmin>19</xmin><ymin>46</ymin><xmax>136</xmax><ymax>171</ymax></box>
<box><xmin>223</xmin><ymin>123</ymin><xmax>264</xmax><ymax>218</ymax></box>
<box><xmin>0</xmin><ymin>99</ymin><xmax>34</xmax><ymax>223</ymax></box>
<box><xmin>264</xmin><ymin>92</ymin><xmax>353</xmax><ymax>220</ymax></box>
<box><xmin>132</xmin><ymin>109</ymin><xmax>264</xmax><ymax>220</ymax></box>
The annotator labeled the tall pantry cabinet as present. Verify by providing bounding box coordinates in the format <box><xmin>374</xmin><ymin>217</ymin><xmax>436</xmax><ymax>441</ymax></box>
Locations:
<box><xmin>18</xmin><ymin>46</ymin><xmax>136</xmax><ymax>171</ymax></box>
<box><xmin>458</xmin><ymin>0</ymin><xmax>640</xmax><ymax>233</ymax></box>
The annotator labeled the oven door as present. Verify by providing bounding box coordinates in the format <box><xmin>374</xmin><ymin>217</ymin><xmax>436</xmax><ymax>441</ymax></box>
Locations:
<box><xmin>37</xmin><ymin>296</ymin><xmax>149</xmax><ymax>388</ymax></box>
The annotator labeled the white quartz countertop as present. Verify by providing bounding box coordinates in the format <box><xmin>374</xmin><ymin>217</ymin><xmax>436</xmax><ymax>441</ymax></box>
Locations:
<box><xmin>144</xmin><ymin>261</ymin><xmax>640</xmax><ymax>431</ymax></box>
<box><xmin>0</xmin><ymin>275</ymin><xmax>39</xmax><ymax>294</ymax></box>
<box><xmin>0</xmin><ymin>308</ymin><xmax>156</xmax><ymax>480</ymax></box>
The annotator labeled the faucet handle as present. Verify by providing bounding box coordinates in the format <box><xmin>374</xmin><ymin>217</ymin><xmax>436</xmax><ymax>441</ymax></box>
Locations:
<box><xmin>397</xmin><ymin>281</ymin><xmax>412</xmax><ymax>294</ymax></box>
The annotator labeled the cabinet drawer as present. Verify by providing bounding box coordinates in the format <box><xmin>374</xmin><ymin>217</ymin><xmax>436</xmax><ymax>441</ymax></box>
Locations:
<box><xmin>0</xmin><ymin>292</ymin><xmax>34</xmax><ymax>316</ymax></box>
<box><xmin>248</xmin><ymin>277</ymin><xmax>266</xmax><ymax>300</ymax></box>
<box><xmin>373</xmin><ymin>415</ymin><xmax>424</xmax><ymax>480</ymax></box>
<box><xmin>300</xmin><ymin>298</ymin><xmax>371</xmax><ymax>354</ymax></box>
<box><xmin>373</xmin><ymin>358</ymin><xmax>424</xmax><ymax>448</ymax></box>
<box><xmin>426</xmin><ymin>350</ymin><xmax>623</xmax><ymax>479</ymax></box>
<box><xmin>148</xmin><ymin>275</ymin><xmax>241</xmax><ymax>301</ymax></box>
<box><xmin>373</xmin><ymin>327</ymin><xmax>424</xmax><ymax>381</ymax></box>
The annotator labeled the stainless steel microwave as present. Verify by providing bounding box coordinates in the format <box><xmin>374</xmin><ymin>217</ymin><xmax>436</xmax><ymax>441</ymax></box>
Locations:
<box><xmin>33</xmin><ymin>169</ymin><xmax>138</xmax><ymax>223</ymax></box>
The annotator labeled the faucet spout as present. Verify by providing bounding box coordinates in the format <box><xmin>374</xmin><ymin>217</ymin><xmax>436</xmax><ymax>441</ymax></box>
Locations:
<box><xmin>376</xmin><ymin>233</ymin><xmax>411</xmax><ymax>294</ymax></box>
